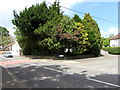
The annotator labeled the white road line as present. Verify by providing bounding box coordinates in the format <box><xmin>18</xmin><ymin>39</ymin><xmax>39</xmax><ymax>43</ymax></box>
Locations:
<box><xmin>43</xmin><ymin>67</ymin><xmax>67</xmax><ymax>74</ymax></box>
<box><xmin>87</xmin><ymin>77</ymin><xmax>120</xmax><ymax>88</ymax></box>
<box><xmin>43</xmin><ymin>66</ymin><xmax>120</xmax><ymax>88</ymax></box>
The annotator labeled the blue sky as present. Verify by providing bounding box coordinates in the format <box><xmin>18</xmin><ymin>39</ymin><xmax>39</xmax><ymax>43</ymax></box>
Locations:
<box><xmin>64</xmin><ymin>2</ymin><xmax>118</xmax><ymax>38</ymax></box>
<box><xmin>0</xmin><ymin>0</ymin><xmax>119</xmax><ymax>38</ymax></box>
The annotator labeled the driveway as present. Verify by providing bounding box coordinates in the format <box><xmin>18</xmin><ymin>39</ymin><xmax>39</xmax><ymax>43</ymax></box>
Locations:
<box><xmin>1</xmin><ymin>54</ymin><xmax>120</xmax><ymax>88</ymax></box>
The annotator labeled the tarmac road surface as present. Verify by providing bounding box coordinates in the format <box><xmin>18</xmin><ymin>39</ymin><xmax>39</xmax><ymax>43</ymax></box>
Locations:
<box><xmin>1</xmin><ymin>54</ymin><xmax>120</xmax><ymax>89</ymax></box>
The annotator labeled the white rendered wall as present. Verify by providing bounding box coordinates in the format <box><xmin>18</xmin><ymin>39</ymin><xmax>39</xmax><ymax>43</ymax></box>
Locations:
<box><xmin>11</xmin><ymin>41</ymin><xmax>21</xmax><ymax>56</ymax></box>
<box><xmin>110</xmin><ymin>39</ymin><xmax>120</xmax><ymax>47</ymax></box>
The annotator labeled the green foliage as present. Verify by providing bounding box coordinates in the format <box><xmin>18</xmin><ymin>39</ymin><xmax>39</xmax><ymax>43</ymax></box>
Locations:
<box><xmin>35</xmin><ymin>15</ymin><xmax>90</xmax><ymax>55</ymax></box>
<box><xmin>12</xmin><ymin>2</ymin><xmax>49</xmax><ymax>54</ymax></box>
<box><xmin>34</xmin><ymin>2</ymin><xmax>63</xmax><ymax>55</ymax></box>
<box><xmin>0</xmin><ymin>26</ymin><xmax>13</xmax><ymax>50</ymax></box>
<box><xmin>14</xmin><ymin>28</ymin><xmax>26</xmax><ymax>48</ymax></box>
<box><xmin>103</xmin><ymin>47</ymin><xmax>120</xmax><ymax>54</ymax></box>
<box><xmin>0</xmin><ymin>26</ymin><xmax>10</xmax><ymax>36</ymax></box>
<box><xmin>72</xmin><ymin>23</ymin><xmax>90</xmax><ymax>54</ymax></box>
<box><xmin>55</xmin><ymin>16</ymin><xmax>90</xmax><ymax>55</ymax></box>
<box><xmin>35</xmin><ymin>17</ymin><xmax>63</xmax><ymax>53</ymax></box>
<box><xmin>102</xmin><ymin>37</ymin><xmax>110</xmax><ymax>47</ymax></box>
<box><xmin>12</xmin><ymin>1</ymin><xmax>102</xmax><ymax>57</ymax></box>
<box><xmin>73</xmin><ymin>14</ymin><xmax>82</xmax><ymax>23</ymax></box>
<box><xmin>12</xmin><ymin>1</ymin><xmax>63</xmax><ymax>55</ymax></box>
<box><xmin>55</xmin><ymin>16</ymin><xmax>77</xmax><ymax>55</ymax></box>
<box><xmin>83</xmin><ymin>13</ymin><xmax>102</xmax><ymax>56</ymax></box>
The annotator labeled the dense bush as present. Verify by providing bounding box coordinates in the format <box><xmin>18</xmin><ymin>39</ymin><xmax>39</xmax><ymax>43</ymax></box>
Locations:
<box><xmin>103</xmin><ymin>47</ymin><xmax>120</xmax><ymax>54</ymax></box>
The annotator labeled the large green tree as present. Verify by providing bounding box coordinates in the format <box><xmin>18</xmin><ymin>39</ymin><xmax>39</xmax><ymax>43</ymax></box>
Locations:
<box><xmin>83</xmin><ymin>13</ymin><xmax>102</xmax><ymax>56</ymax></box>
<box><xmin>12</xmin><ymin>2</ymin><xmax>50</xmax><ymax>55</ymax></box>
<box><xmin>12</xmin><ymin>1</ymin><xmax>63</xmax><ymax>55</ymax></box>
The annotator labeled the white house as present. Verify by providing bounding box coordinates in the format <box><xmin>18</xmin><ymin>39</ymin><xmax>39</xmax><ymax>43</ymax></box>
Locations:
<box><xmin>110</xmin><ymin>33</ymin><xmax>120</xmax><ymax>47</ymax></box>
<box><xmin>3</xmin><ymin>41</ymin><xmax>21</xmax><ymax>56</ymax></box>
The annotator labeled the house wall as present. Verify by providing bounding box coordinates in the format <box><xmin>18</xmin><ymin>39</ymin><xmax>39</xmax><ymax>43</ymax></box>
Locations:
<box><xmin>110</xmin><ymin>39</ymin><xmax>120</xmax><ymax>47</ymax></box>
<box><xmin>11</xmin><ymin>41</ymin><xmax>21</xmax><ymax>56</ymax></box>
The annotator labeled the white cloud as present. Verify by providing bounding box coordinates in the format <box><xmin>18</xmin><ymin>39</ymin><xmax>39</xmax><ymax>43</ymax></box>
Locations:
<box><xmin>59</xmin><ymin>0</ymin><xmax>83</xmax><ymax>8</ymax></box>
<box><xmin>0</xmin><ymin>0</ymin><xmax>42</xmax><ymax>14</ymax></box>
<box><xmin>108</xmin><ymin>27</ymin><xmax>118</xmax><ymax>35</ymax></box>
<box><xmin>100</xmin><ymin>27</ymin><xmax>118</xmax><ymax>38</ymax></box>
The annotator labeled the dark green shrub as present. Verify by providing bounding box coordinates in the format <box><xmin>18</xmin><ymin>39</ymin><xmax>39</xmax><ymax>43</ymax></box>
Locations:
<box><xmin>103</xmin><ymin>47</ymin><xmax>120</xmax><ymax>54</ymax></box>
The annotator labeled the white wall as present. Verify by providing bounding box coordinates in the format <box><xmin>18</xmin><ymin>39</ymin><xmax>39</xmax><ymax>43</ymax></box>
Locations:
<box><xmin>11</xmin><ymin>41</ymin><xmax>21</xmax><ymax>56</ymax></box>
<box><xmin>110</xmin><ymin>39</ymin><xmax>120</xmax><ymax>47</ymax></box>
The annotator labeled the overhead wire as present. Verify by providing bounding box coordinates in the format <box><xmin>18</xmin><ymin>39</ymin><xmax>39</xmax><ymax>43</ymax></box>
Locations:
<box><xmin>45</xmin><ymin>0</ymin><xmax>118</xmax><ymax>25</ymax></box>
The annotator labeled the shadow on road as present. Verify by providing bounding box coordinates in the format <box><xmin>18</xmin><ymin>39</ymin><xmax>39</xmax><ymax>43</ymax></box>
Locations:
<box><xmin>2</xmin><ymin>67</ymin><xmax>20</xmax><ymax>88</ymax></box>
<box><xmin>2</xmin><ymin>64</ymin><xmax>120</xmax><ymax>89</ymax></box>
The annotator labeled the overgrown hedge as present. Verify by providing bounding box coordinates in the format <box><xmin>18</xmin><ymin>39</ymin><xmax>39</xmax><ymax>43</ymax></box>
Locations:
<box><xmin>103</xmin><ymin>47</ymin><xmax>120</xmax><ymax>54</ymax></box>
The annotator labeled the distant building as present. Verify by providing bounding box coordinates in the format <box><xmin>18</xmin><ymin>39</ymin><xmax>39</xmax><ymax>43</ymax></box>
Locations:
<box><xmin>4</xmin><ymin>43</ymin><xmax>14</xmax><ymax>51</ymax></box>
<box><xmin>110</xmin><ymin>33</ymin><xmax>120</xmax><ymax>47</ymax></box>
<box><xmin>4</xmin><ymin>41</ymin><xmax>21</xmax><ymax>56</ymax></box>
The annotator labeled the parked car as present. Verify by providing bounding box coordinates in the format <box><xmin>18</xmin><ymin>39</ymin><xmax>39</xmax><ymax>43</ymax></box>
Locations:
<box><xmin>4</xmin><ymin>52</ymin><xmax>13</xmax><ymax>58</ymax></box>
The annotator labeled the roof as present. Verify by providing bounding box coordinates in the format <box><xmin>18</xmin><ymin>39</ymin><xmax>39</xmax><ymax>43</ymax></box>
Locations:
<box><xmin>4</xmin><ymin>43</ymin><xmax>15</xmax><ymax>48</ymax></box>
<box><xmin>110</xmin><ymin>33</ymin><xmax>120</xmax><ymax>40</ymax></box>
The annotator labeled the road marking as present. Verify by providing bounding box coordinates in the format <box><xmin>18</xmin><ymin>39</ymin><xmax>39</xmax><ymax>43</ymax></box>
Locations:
<box><xmin>43</xmin><ymin>67</ymin><xmax>67</xmax><ymax>74</ymax></box>
<box><xmin>87</xmin><ymin>77</ymin><xmax>120</xmax><ymax>88</ymax></box>
<box><xmin>43</xmin><ymin>66</ymin><xmax>120</xmax><ymax>88</ymax></box>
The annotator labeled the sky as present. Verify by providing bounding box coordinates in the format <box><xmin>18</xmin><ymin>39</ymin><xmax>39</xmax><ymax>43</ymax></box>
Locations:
<box><xmin>0</xmin><ymin>0</ymin><xmax>119</xmax><ymax>38</ymax></box>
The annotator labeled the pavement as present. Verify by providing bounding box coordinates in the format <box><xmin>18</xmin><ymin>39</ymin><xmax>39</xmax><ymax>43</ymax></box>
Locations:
<box><xmin>1</xmin><ymin>53</ymin><xmax>120</xmax><ymax>89</ymax></box>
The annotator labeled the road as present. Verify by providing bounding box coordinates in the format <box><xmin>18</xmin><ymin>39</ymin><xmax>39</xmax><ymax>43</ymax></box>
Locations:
<box><xmin>1</xmin><ymin>54</ymin><xmax>120</xmax><ymax>89</ymax></box>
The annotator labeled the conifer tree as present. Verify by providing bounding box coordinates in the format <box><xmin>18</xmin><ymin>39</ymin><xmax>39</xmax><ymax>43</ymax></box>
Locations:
<box><xmin>12</xmin><ymin>1</ymin><xmax>62</xmax><ymax>55</ymax></box>
<box><xmin>83</xmin><ymin>13</ymin><xmax>102</xmax><ymax>56</ymax></box>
